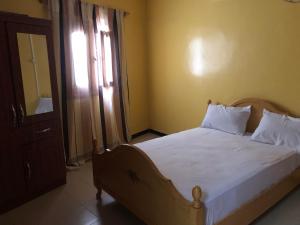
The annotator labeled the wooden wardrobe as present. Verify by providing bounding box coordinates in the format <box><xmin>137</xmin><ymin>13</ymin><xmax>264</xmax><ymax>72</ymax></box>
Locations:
<box><xmin>0</xmin><ymin>12</ymin><xmax>66</xmax><ymax>213</ymax></box>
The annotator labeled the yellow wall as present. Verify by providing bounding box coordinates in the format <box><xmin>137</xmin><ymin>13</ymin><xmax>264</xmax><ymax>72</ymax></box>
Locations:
<box><xmin>147</xmin><ymin>0</ymin><xmax>300</xmax><ymax>134</ymax></box>
<box><xmin>0</xmin><ymin>0</ymin><xmax>149</xmax><ymax>135</ymax></box>
<box><xmin>0</xmin><ymin>0</ymin><xmax>47</xmax><ymax>18</ymax></box>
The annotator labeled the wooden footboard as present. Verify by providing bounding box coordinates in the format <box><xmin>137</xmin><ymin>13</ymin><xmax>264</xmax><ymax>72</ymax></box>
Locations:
<box><xmin>93</xmin><ymin>144</ymin><xmax>204</xmax><ymax>225</ymax></box>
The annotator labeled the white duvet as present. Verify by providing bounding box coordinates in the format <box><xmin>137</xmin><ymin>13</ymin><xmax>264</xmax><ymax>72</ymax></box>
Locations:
<box><xmin>135</xmin><ymin>128</ymin><xmax>300</xmax><ymax>225</ymax></box>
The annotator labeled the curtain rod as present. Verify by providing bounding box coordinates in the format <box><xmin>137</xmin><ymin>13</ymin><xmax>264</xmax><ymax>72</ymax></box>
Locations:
<box><xmin>85</xmin><ymin>1</ymin><xmax>131</xmax><ymax>16</ymax></box>
<box><xmin>38</xmin><ymin>0</ymin><xmax>130</xmax><ymax>16</ymax></box>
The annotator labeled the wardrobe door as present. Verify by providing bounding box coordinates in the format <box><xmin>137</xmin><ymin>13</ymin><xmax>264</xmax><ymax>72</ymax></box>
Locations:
<box><xmin>6</xmin><ymin>22</ymin><xmax>60</xmax><ymax>126</ymax></box>
<box><xmin>6</xmin><ymin>20</ymin><xmax>66</xmax><ymax>197</ymax></box>
<box><xmin>0</xmin><ymin>22</ymin><xmax>26</xmax><ymax>213</ymax></box>
<box><xmin>35</xmin><ymin>125</ymin><xmax>66</xmax><ymax>192</ymax></box>
<box><xmin>23</xmin><ymin>143</ymin><xmax>40</xmax><ymax>195</ymax></box>
<box><xmin>24</xmin><ymin>122</ymin><xmax>66</xmax><ymax>196</ymax></box>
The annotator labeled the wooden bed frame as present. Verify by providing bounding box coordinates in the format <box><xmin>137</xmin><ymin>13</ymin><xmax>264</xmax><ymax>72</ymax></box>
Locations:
<box><xmin>93</xmin><ymin>98</ymin><xmax>300</xmax><ymax>225</ymax></box>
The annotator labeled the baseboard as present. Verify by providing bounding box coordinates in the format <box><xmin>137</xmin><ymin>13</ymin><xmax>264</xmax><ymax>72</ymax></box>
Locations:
<box><xmin>132</xmin><ymin>129</ymin><xmax>167</xmax><ymax>139</ymax></box>
<box><xmin>148</xmin><ymin>129</ymin><xmax>167</xmax><ymax>137</ymax></box>
<box><xmin>131</xmin><ymin>129</ymin><xmax>150</xmax><ymax>139</ymax></box>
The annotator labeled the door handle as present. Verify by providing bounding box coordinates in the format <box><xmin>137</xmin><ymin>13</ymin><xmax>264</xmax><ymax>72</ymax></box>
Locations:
<box><xmin>36</xmin><ymin>128</ymin><xmax>51</xmax><ymax>134</ymax></box>
<box><xmin>19</xmin><ymin>104</ymin><xmax>25</xmax><ymax>124</ymax></box>
<box><xmin>26</xmin><ymin>162</ymin><xmax>32</xmax><ymax>180</ymax></box>
<box><xmin>11</xmin><ymin>105</ymin><xmax>17</xmax><ymax>128</ymax></box>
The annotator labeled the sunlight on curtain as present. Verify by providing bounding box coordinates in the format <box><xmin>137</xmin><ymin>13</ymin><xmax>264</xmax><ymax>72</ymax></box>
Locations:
<box><xmin>104</xmin><ymin>35</ymin><xmax>113</xmax><ymax>85</ymax></box>
<box><xmin>102</xmin><ymin>86</ymin><xmax>114</xmax><ymax>117</ymax></box>
<box><xmin>95</xmin><ymin>32</ymin><xmax>114</xmax><ymax>88</ymax></box>
<box><xmin>95</xmin><ymin>7</ymin><xmax>114</xmax><ymax>88</ymax></box>
<box><xmin>71</xmin><ymin>31</ymin><xmax>89</xmax><ymax>89</ymax></box>
<box><xmin>95</xmin><ymin>32</ymin><xmax>103</xmax><ymax>87</ymax></box>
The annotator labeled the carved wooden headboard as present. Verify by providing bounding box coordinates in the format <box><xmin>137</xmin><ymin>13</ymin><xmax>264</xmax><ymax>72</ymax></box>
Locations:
<box><xmin>231</xmin><ymin>98</ymin><xmax>289</xmax><ymax>133</ymax></box>
<box><xmin>208</xmin><ymin>98</ymin><xmax>290</xmax><ymax>133</ymax></box>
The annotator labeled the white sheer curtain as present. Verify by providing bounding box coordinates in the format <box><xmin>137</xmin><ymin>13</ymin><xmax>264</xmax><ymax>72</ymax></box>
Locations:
<box><xmin>47</xmin><ymin>0</ymin><xmax>130</xmax><ymax>163</ymax></box>
<box><xmin>94</xmin><ymin>6</ymin><xmax>122</xmax><ymax>147</ymax></box>
<box><xmin>59</xmin><ymin>0</ymin><xmax>103</xmax><ymax>163</ymax></box>
<box><xmin>81</xmin><ymin>3</ymin><xmax>130</xmax><ymax>149</ymax></box>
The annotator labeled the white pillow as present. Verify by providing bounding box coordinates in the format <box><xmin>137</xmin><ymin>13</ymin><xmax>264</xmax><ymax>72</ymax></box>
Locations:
<box><xmin>251</xmin><ymin>110</ymin><xmax>300</xmax><ymax>151</ymax></box>
<box><xmin>201</xmin><ymin>104</ymin><xmax>251</xmax><ymax>135</ymax></box>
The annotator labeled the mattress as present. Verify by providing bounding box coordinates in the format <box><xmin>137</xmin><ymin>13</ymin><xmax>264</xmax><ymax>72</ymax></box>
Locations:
<box><xmin>135</xmin><ymin>128</ymin><xmax>300</xmax><ymax>225</ymax></box>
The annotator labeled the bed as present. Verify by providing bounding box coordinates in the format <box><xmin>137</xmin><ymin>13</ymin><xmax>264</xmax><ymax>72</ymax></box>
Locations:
<box><xmin>93</xmin><ymin>98</ymin><xmax>300</xmax><ymax>225</ymax></box>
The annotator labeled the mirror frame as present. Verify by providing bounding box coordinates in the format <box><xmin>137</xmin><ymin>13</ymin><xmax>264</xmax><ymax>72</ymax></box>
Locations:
<box><xmin>7</xmin><ymin>21</ymin><xmax>60</xmax><ymax>126</ymax></box>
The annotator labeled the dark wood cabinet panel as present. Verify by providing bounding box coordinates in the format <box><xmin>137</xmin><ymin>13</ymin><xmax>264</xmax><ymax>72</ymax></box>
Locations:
<box><xmin>24</xmin><ymin>121</ymin><xmax>66</xmax><ymax>195</ymax></box>
<box><xmin>0</xmin><ymin>21</ymin><xmax>27</xmax><ymax>212</ymax></box>
<box><xmin>0</xmin><ymin>141</ymin><xmax>27</xmax><ymax>212</ymax></box>
<box><xmin>0</xmin><ymin>12</ymin><xmax>66</xmax><ymax>214</ymax></box>
<box><xmin>37</xmin><ymin>135</ymin><xmax>66</xmax><ymax>189</ymax></box>
<box><xmin>0</xmin><ymin>22</ymin><xmax>14</xmax><ymax>142</ymax></box>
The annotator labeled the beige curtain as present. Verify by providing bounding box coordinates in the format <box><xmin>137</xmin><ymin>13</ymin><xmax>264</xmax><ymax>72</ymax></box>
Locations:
<box><xmin>94</xmin><ymin>6</ymin><xmax>124</xmax><ymax>147</ymax></box>
<box><xmin>115</xmin><ymin>10</ymin><xmax>131</xmax><ymax>142</ymax></box>
<box><xmin>81</xmin><ymin>3</ymin><xmax>130</xmax><ymax>148</ymax></box>
<box><xmin>62</xmin><ymin>0</ymin><xmax>103</xmax><ymax>163</ymax></box>
<box><xmin>47</xmin><ymin>0</ymin><xmax>130</xmax><ymax>162</ymax></box>
<box><xmin>80</xmin><ymin>3</ymin><xmax>104</xmax><ymax>153</ymax></box>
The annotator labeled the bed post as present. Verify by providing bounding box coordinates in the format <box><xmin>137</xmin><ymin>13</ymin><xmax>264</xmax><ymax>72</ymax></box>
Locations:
<box><xmin>191</xmin><ymin>185</ymin><xmax>205</xmax><ymax>225</ymax></box>
<box><xmin>192</xmin><ymin>186</ymin><xmax>202</xmax><ymax>209</ymax></box>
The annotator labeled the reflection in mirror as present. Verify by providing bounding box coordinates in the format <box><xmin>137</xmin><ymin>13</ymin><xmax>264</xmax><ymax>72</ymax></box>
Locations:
<box><xmin>17</xmin><ymin>33</ymin><xmax>53</xmax><ymax>116</ymax></box>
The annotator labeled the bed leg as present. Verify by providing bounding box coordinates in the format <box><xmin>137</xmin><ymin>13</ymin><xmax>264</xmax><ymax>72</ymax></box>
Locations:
<box><xmin>96</xmin><ymin>188</ymin><xmax>102</xmax><ymax>200</ymax></box>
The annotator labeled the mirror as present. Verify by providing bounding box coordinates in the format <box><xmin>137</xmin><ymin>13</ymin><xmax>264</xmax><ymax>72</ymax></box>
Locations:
<box><xmin>17</xmin><ymin>33</ymin><xmax>53</xmax><ymax>116</ymax></box>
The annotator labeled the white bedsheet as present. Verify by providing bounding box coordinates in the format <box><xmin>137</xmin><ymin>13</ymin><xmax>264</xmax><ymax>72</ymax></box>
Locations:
<box><xmin>135</xmin><ymin>128</ymin><xmax>300</xmax><ymax>225</ymax></box>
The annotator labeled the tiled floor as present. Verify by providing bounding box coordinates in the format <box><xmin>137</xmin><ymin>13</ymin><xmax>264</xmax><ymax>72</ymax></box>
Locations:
<box><xmin>1</xmin><ymin>133</ymin><xmax>300</xmax><ymax>225</ymax></box>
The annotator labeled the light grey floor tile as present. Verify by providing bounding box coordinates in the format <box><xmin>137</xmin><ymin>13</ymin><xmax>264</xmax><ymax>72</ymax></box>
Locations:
<box><xmin>0</xmin><ymin>187</ymin><xmax>97</xmax><ymax>225</ymax></box>
<box><xmin>253</xmin><ymin>188</ymin><xmax>300</xmax><ymax>225</ymax></box>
